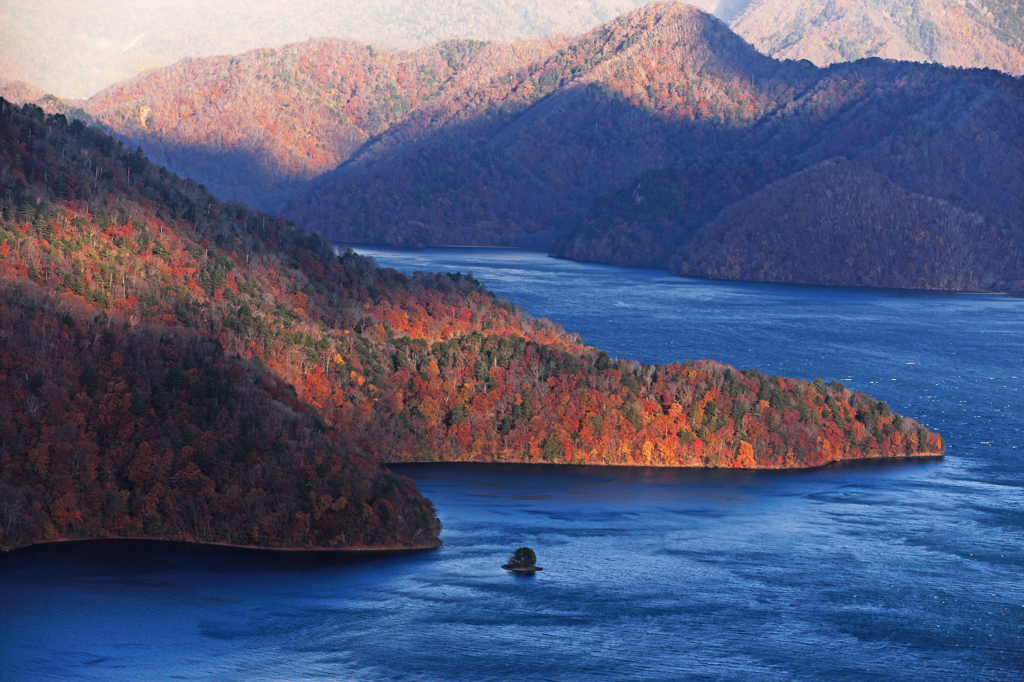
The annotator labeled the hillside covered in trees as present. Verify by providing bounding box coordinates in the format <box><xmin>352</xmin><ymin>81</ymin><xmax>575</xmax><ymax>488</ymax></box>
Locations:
<box><xmin>0</xmin><ymin>100</ymin><xmax>448</xmax><ymax>552</ymax></box>
<box><xmin>20</xmin><ymin>2</ymin><xmax>1016</xmax><ymax>292</ymax></box>
<box><xmin>673</xmin><ymin>158</ymin><xmax>1021</xmax><ymax>289</ymax></box>
<box><xmin>80</xmin><ymin>35</ymin><xmax>569</xmax><ymax>212</ymax></box>
<box><xmin>0</xmin><ymin>99</ymin><xmax>943</xmax><ymax>549</ymax></box>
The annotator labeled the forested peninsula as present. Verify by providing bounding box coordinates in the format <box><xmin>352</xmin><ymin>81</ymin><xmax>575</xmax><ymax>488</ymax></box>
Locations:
<box><xmin>0</xmin><ymin>99</ymin><xmax>942</xmax><ymax>552</ymax></box>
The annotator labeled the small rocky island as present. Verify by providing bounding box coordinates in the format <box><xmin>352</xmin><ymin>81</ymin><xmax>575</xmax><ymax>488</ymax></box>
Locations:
<box><xmin>502</xmin><ymin>547</ymin><xmax>543</xmax><ymax>573</ymax></box>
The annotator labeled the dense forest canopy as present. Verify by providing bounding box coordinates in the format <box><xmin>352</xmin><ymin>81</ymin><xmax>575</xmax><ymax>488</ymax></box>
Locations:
<box><xmin>0</xmin><ymin>98</ymin><xmax>942</xmax><ymax>550</ymax></box>
<box><xmin>0</xmin><ymin>99</ymin><xmax>450</xmax><ymax>551</ymax></box>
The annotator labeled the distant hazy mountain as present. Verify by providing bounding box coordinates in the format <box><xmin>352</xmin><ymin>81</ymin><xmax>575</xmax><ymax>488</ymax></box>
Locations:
<box><xmin>2</xmin><ymin>1</ymin><xmax>1021</xmax><ymax>100</ymax></box>
<box><xmin>732</xmin><ymin>0</ymin><xmax>1024</xmax><ymax>75</ymax></box>
<box><xmin>1</xmin><ymin>0</ymin><xmax>735</xmax><ymax>98</ymax></box>
<box><xmin>0</xmin><ymin>80</ymin><xmax>44</xmax><ymax>103</ymax></box>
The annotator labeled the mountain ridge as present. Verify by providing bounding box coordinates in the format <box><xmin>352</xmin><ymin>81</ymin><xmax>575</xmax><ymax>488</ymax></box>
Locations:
<box><xmin>288</xmin><ymin>3</ymin><xmax>802</xmax><ymax>246</ymax></box>
<box><xmin>6</xmin><ymin>2</ymin><xmax>1023</xmax><ymax>292</ymax></box>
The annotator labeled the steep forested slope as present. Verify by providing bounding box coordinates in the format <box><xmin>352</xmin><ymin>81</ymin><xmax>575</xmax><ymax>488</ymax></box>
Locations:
<box><xmin>0</xmin><ymin>101</ymin><xmax>446</xmax><ymax>551</ymax></box>
<box><xmin>80</xmin><ymin>36</ymin><xmax>568</xmax><ymax>211</ymax></box>
<box><xmin>0</xmin><ymin>291</ymin><xmax>442</xmax><ymax>552</ymax></box>
<box><xmin>0</xmin><ymin>99</ymin><xmax>943</xmax><ymax>548</ymax></box>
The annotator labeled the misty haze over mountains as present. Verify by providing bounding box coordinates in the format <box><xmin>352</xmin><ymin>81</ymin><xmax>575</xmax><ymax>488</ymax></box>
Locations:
<box><xmin>0</xmin><ymin>0</ymin><xmax>738</xmax><ymax>98</ymax></box>
<box><xmin>2</xmin><ymin>1</ymin><xmax>1022</xmax><ymax>98</ymax></box>
<box><xmin>734</xmin><ymin>0</ymin><xmax>1024</xmax><ymax>76</ymax></box>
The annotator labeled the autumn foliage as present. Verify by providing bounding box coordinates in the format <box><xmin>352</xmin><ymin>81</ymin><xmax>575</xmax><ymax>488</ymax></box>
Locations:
<box><xmin>0</xmin><ymin>101</ymin><xmax>440</xmax><ymax>551</ymax></box>
<box><xmin>0</xmin><ymin>98</ymin><xmax>942</xmax><ymax>551</ymax></box>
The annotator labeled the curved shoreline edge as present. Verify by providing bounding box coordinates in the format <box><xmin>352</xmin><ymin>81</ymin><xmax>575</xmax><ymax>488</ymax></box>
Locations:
<box><xmin>387</xmin><ymin>451</ymin><xmax>945</xmax><ymax>470</ymax></box>
<box><xmin>0</xmin><ymin>535</ymin><xmax>442</xmax><ymax>555</ymax></box>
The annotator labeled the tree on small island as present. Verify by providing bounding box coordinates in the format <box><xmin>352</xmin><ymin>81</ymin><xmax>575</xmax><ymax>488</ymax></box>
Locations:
<box><xmin>505</xmin><ymin>546</ymin><xmax>537</xmax><ymax>569</ymax></box>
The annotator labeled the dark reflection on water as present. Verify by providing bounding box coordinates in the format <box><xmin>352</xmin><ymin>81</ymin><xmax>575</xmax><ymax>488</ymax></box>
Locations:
<box><xmin>3</xmin><ymin>538</ymin><xmax>431</xmax><ymax>575</ymax></box>
<box><xmin>2</xmin><ymin>248</ymin><xmax>1022</xmax><ymax>681</ymax></box>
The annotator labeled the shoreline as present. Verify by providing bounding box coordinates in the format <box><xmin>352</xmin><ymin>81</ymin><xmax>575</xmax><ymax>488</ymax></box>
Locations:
<box><xmin>502</xmin><ymin>565</ymin><xmax>543</xmax><ymax>573</ymax></box>
<box><xmin>339</xmin><ymin>243</ymin><xmax>1015</xmax><ymax>297</ymax></box>
<box><xmin>340</xmin><ymin>242</ymin><xmax>542</xmax><ymax>252</ymax></box>
<box><xmin>388</xmin><ymin>451</ymin><xmax>945</xmax><ymax>471</ymax></box>
<box><xmin>1</xmin><ymin>534</ymin><xmax>442</xmax><ymax>556</ymax></box>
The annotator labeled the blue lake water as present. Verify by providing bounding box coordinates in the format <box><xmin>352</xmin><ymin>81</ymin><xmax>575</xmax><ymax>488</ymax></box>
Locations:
<box><xmin>2</xmin><ymin>248</ymin><xmax>1021</xmax><ymax>680</ymax></box>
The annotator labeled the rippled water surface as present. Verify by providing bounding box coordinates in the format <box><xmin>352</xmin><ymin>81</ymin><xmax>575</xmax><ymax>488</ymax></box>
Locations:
<box><xmin>2</xmin><ymin>248</ymin><xmax>1021</xmax><ymax>681</ymax></box>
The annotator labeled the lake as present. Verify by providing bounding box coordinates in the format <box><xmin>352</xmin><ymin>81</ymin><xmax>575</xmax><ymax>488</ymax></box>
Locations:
<box><xmin>1</xmin><ymin>248</ymin><xmax>1020</xmax><ymax>680</ymax></box>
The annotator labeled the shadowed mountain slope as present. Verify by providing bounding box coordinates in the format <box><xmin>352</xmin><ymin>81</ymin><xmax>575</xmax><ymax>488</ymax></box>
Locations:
<box><xmin>80</xmin><ymin>36</ymin><xmax>569</xmax><ymax>212</ymax></box>
<box><xmin>286</xmin><ymin>3</ymin><xmax>803</xmax><ymax>246</ymax></box>
<box><xmin>554</xmin><ymin>55</ymin><xmax>1024</xmax><ymax>291</ymax></box>
<box><xmin>675</xmin><ymin>157</ymin><xmax>1021</xmax><ymax>289</ymax></box>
